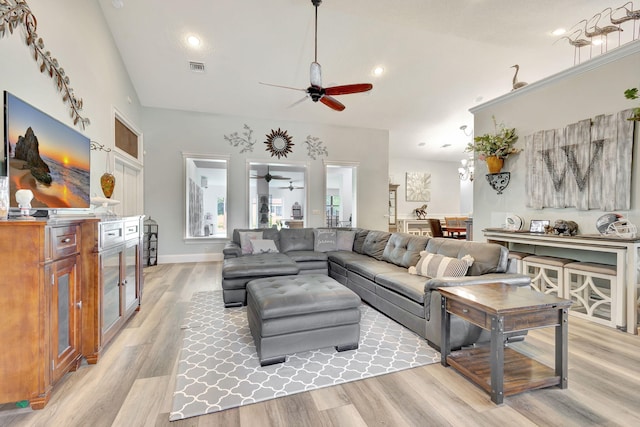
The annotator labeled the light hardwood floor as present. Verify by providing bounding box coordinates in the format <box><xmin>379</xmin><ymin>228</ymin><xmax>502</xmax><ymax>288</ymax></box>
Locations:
<box><xmin>1</xmin><ymin>262</ymin><xmax>639</xmax><ymax>427</ymax></box>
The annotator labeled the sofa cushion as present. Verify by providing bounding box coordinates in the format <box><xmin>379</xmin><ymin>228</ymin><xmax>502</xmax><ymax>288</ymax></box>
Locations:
<box><xmin>313</xmin><ymin>229</ymin><xmax>338</xmax><ymax>252</ymax></box>
<box><xmin>222</xmin><ymin>253</ymin><xmax>299</xmax><ymax>278</ymax></box>
<box><xmin>353</xmin><ymin>229</ymin><xmax>370</xmax><ymax>253</ymax></box>
<box><xmin>327</xmin><ymin>250</ymin><xmax>370</xmax><ymax>267</ymax></box>
<box><xmin>425</xmin><ymin>238</ymin><xmax>508</xmax><ymax>275</ymax></box>
<box><xmin>346</xmin><ymin>258</ymin><xmax>402</xmax><ymax>281</ymax></box>
<box><xmin>233</xmin><ymin>228</ymin><xmax>281</xmax><ymax>252</ymax></box>
<box><xmin>336</xmin><ymin>230</ymin><xmax>356</xmax><ymax>251</ymax></box>
<box><xmin>362</xmin><ymin>231</ymin><xmax>392</xmax><ymax>260</ymax></box>
<box><xmin>375</xmin><ymin>271</ymin><xmax>428</xmax><ymax>305</ymax></box>
<box><xmin>239</xmin><ymin>231</ymin><xmax>263</xmax><ymax>254</ymax></box>
<box><xmin>250</xmin><ymin>239</ymin><xmax>279</xmax><ymax>254</ymax></box>
<box><xmin>409</xmin><ymin>252</ymin><xmax>474</xmax><ymax>278</ymax></box>
<box><xmin>382</xmin><ymin>233</ymin><xmax>429</xmax><ymax>268</ymax></box>
<box><xmin>280</xmin><ymin>228</ymin><xmax>315</xmax><ymax>253</ymax></box>
<box><xmin>285</xmin><ymin>250</ymin><xmax>328</xmax><ymax>263</ymax></box>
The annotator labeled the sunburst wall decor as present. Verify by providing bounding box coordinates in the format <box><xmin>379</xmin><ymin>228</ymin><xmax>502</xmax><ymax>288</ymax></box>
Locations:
<box><xmin>264</xmin><ymin>128</ymin><xmax>294</xmax><ymax>159</ymax></box>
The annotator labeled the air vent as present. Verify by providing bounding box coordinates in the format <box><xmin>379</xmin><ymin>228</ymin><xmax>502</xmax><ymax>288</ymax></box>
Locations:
<box><xmin>189</xmin><ymin>61</ymin><xmax>206</xmax><ymax>73</ymax></box>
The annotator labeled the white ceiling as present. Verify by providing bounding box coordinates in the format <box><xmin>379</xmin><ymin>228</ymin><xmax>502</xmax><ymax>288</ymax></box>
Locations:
<box><xmin>97</xmin><ymin>0</ymin><xmax>637</xmax><ymax>162</ymax></box>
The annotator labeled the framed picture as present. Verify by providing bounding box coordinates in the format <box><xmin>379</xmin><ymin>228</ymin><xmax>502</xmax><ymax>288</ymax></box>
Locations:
<box><xmin>405</xmin><ymin>172</ymin><xmax>431</xmax><ymax>202</ymax></box>
<box><xmin>529</xmin><ymin>219</ymin><xmax>549</xmax><ymax>233</ymax></box>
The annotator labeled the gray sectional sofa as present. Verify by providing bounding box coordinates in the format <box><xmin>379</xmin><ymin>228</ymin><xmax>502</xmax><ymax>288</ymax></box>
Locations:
<box><xmin>223</xmin><ymin>227</ymin><xmax>531</xmax><ymax>349</ymax></box>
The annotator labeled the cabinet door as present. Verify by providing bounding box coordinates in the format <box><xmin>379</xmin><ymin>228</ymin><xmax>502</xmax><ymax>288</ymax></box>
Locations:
<box><xmin>123</xmin><ymin>240</ymin><xmax>140</xmax><ymax>313</ymax></box>
<box><xmin>101</xmin><ymin>247</ymin><xmax>123</xmax><ymax>340</ymax></box>
<box><xmin>50</xmin><ymin>256</ymin><xmax>81</xmax><ymax>384</ymax></box>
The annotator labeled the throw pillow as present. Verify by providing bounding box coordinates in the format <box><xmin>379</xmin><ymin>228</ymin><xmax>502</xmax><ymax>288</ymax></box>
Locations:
<box><xmin>408</xmin><ymin>252</ymin><xmax>474</xmax><ymax>278</ymax></box>
<box><xmin>239</xmin><ymin>231</ymin><xmax>263</xmax><ymax>254</ymax></box>
<box><xmin>336</xmin><ymin>230</ymin><xmax>356</xmax><ymax>251</ymax></box>
<box><xmin>313</xmin><ymin>229</ymin><xmax>338</xmax><ymax>252</ymax></box>
<box><xmin>250</xmin><ymin>239</ymin><xmax>279</xmax><ymax>254</ymax></box>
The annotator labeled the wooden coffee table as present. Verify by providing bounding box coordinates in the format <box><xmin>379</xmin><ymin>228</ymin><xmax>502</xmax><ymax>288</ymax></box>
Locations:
<box><xmin>439</xmin><ymin>283</ymin><xmax>572</xmax><ymax>404</ymax></box>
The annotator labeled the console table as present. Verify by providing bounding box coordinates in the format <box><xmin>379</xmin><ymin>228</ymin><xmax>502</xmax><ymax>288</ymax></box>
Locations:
<box><xmin>440</xmin><ymin>283</ymin><xmax>572</xmax><ymax>404</ymax></box>
<box><xmin>483</xmin><ymin>229</ymin><xmax>640</xmax><ymax>334</ymax></box>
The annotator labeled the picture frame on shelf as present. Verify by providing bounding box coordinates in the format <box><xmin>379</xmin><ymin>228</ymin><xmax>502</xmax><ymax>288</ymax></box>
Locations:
<box><xmin>529</xmin><ymin>219</ymin><xmax>549</xmax><ymax>233</ymax></box>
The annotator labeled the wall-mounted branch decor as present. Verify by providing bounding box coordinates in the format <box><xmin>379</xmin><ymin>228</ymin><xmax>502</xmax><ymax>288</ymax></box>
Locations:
<box><xmin>223</xmin><ymin>124</ymin><xmax>256</xmax><ymax>153</ymax></box>
<box><xmin>405</xmin><ymin>172</ymin><xmax>431</xmax><ymax>202</ymax></box>
<box><xmin>304</xmin><ymin>135</ymin><xmax>328</xmax><ymax>159</ymax></box>
<box><xmin>0</xmin><ymin>0</ymin><xmax>90</xmax><ymax>129</ymax></box>
<box><xmin>524</xmin><ymin>109</ymin><xmax>635</xmax><ymax>211</ymax></box>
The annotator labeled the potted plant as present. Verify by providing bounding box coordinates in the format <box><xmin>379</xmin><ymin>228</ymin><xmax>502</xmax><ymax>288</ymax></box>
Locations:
<box><xmin>624</xmin><ymin>87</ymin><xmax>640</xmax><ymax>121</ymax></box>
<box><xmin>465</xmin><ymin>116</ymin><xmax>521</xmax><ymax>173</ymax></box>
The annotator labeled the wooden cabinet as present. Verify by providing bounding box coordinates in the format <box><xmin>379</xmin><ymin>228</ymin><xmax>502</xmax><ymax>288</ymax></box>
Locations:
<box><xmin>0</xmin><ymin>219</ymin><xmax>97</xmax><ymax>409</ymax></box>
<box><xmin>389</xmin><ymin>184</ymin><xmax>399</xmax><ymax>232</ymax></box>
<box><xmin>82</xmin><ymin>216</ymin><xmax>143</xmax><ymax>364</ymax></box>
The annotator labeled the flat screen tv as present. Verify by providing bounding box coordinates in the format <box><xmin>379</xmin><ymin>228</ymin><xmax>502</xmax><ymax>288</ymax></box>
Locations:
<box><xmin>3</xmin><ymin>91</ymin><xmax>91</xmax><ymax>212</ymax></box>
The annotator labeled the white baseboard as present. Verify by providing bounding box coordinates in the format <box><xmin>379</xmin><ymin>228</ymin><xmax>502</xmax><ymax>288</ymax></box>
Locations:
<box><xmin>157</xmin><ymin>252</ymin><xmax>223</xmax><ymax>264</ymax></box>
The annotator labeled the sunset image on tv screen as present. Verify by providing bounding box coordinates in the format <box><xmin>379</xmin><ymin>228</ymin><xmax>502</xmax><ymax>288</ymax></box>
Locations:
<box><xmin>5</xmin><ymin>92</ymin><xmax>90</xmax><ymax>209</ymax></box>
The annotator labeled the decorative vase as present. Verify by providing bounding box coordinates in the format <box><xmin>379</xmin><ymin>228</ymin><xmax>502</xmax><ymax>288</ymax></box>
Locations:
<box><xmin>100</xmin><ymin>172</ymin><xmax>115</xmax><ymax>198</ymax></box>
<box><xmin>486</xmin><ymin>156</ymin><xmax>504</xmax><ymax>174</ymax></box>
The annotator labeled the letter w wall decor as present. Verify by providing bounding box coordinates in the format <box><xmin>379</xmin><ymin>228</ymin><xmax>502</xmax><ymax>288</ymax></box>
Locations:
<box><xmin>525</xmin><ymin>109</ymin><xmax>635</xmax><ymax>211</ymax></box>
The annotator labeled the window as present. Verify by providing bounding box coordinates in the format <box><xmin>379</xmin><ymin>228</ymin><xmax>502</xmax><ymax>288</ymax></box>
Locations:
<box><xmin>183</xmin><ymin>153</ymin><xmax>229</xmax><ymax>239</ymax></box>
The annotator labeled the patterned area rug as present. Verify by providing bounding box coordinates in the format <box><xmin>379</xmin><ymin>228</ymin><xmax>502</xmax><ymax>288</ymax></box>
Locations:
<box><xmin>170</xmin><ymin>290</ymin><xmax>440</xmax><ymax>421</ymax></box>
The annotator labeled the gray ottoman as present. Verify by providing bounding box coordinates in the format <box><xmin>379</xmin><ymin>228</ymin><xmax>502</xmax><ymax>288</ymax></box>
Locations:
<box><xmin>246</xmin><ymin>275</ymin><xmax>361</xmax><ymax>366</ymax></box>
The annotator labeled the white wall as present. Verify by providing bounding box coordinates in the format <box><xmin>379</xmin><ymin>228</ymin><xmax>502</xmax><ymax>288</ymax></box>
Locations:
<box><xmin>389</xmin><ymin>157</ymin><xmax>462</xmax><ymax>219</ymax></box>
<box><xmin>0</xmin><ymin>1</ymin><xmax>142</xmax><ymax>198</ymax></box>
<box><xmin>142</xmin><ymin>107</ymin><xmax>389</xmax><ymax>262</ymax></box>
<box><xmin>471</xmin><ymin>42</ymin><xmax>640</xmax><ymax>240</ymax></box>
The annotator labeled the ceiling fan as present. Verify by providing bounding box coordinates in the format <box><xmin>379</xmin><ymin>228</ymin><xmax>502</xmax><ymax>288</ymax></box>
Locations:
<box><xmin>260</xmin><ymin>0</ymin><xmax>373</xmax><ymax>112</ymax></box>
<box><xmin>251</xmin><ymin>166</ymin><xmax>290</xmax><ymax>183</ymax></box>
<box><xmin>280</xmin><ymin>181</ymin><xmax>304</xmax><ymax>191</ymax></box>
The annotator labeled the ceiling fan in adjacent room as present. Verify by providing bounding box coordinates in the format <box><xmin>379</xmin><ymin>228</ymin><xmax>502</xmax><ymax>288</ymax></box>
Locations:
<box><xmin>280</xmin><ymin>181</ymin><xmax>304</xmax><ymax>191</ymax></box>
<box><xmin>260</xmin><ymin>0</ymin><xmax>373</xmax><ymax>112</ymax></box>
<box><xmin>251</xmin><ymin>166</ymin><xmax>291</xmax><ymax>183</ymax></box>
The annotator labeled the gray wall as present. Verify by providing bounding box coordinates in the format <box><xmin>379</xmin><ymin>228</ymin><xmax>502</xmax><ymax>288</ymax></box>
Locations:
<box><xmin>142</xmin><ymin>107</ymin><xmax>389</xmax><ymax>263</ymax></box>
<box><xmin>471</xmin><ymin>42</ymin><xmax>640</xmax><ymax>239</ymax></box>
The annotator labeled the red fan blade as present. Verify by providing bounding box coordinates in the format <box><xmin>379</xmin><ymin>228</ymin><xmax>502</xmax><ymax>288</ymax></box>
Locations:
<box><xmin>325</xmin><ymin>83</ymin><xmax>373</xmax><ymax>96</ymax></box>
<box><xmin>320</xmin><ymin>95</ymin><xmax>346</xmax><ymax>111</ymax></box>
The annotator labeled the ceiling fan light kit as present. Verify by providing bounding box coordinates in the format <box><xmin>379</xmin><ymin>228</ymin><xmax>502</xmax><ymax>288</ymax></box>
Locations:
<box><xmin>260</xmin><ymin>0</ymin><xmax>373</xmax><ymax>111</ymax></box>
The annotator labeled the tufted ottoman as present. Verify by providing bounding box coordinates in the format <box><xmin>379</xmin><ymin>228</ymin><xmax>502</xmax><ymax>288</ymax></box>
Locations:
<box><xmin>246</xmin><ymin>274</ymin><xmax>361</xmax><ymax>366</ymax></box>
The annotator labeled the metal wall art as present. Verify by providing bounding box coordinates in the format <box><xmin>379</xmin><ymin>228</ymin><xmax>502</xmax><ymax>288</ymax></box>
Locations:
<box><xmin>0</xmin><ymin>0</ymin><xmax>89</xmax><ymax>128</ymax></box>
<box><xmin>304</xmin><ymin>135</ymin><xmax>328</xmax><ymax>160</ymax></box>
<box><xmin>405</xmin><ymin>172</ymin><xmax>431</xmax><ymax>202</ymax></box>
<box><xmin>264</xmin><ymin>128</ymin><xmax>294</xmax><ymax>159</ymax></box>
<box><xmin>524</xmin><ymin>109</ymin><xmax>635</xmax><ymax>211</ymax></box>
<box><xmin>224</xmin><ymin>124</ymin><xmax>256</xmax><ymax>153</ymax></box>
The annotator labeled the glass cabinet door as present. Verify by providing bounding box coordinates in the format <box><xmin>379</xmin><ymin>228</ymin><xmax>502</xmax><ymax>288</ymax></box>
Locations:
<box><xmin>101</xmin><ymin>249</ymin><xmax>122</xmax><ymax>333</ymax></box>
<box><xmin>123</xmin><ymin>242</ymin><xmax>139</xmax><ymax>312</ymax></box>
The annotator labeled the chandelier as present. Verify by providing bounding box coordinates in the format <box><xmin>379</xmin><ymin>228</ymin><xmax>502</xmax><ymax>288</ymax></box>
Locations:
<box><xmin>458</xmin><ymin>158</ymin><xmax>474</xmax><ymax>181</ymax></box>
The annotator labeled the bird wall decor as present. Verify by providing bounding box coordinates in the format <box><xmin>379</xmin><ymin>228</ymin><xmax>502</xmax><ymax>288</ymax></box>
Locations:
<box><xmin>511</xmin><ymin>65</ymin><xmax>528</xmax><ymax>91</ymax></box>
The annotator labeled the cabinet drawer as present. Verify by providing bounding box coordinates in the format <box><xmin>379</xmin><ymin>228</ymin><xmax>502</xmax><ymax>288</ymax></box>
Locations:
<box><xmin>124</xmin><ymin>220</ymin><xmax>140</xmax><ymax>240</ymax></box>
<box><xmin>100</xmin><ymin>222</ymin><xmax>124</xmax><ymax>250</ymax></box>
<box><xmin>50</xmin><ymin>225</ymin><xmax>78</xmax><ymax>259</ymax></box>
<box><xmin>447</xmin><ymin>299</ymin><xmax>488</xmax><ymax>329</ymax></box>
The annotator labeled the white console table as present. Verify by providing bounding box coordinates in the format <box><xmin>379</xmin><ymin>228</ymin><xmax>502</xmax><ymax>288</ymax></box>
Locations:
<box><xmin>483</xmin><ymin>229</ymin><xmax>639</xmax><ymax>334</ymax></box>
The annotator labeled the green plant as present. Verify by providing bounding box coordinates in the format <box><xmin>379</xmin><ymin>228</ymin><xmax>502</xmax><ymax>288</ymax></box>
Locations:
<box><xmin>464</xmin><ymin>116</ymin><xmax>521</xmax><ymax>160</ymax></box>
<box><xmin>624</xmin><ymin>88</ymin><xmax>640</xmax><ymax>121</ymax></box>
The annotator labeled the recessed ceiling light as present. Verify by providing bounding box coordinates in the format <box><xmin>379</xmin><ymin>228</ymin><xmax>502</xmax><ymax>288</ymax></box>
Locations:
<box><xmin>552</xmin><ymin>28</ymin><xmax>566</xmax><ymax>36</ymax></box>
<box><xmin>373</xmin><ymin>66</ymin><xmax>384</xmax><ymax>76</ymax></box>
<box><xmin>441</xmin><ymin>143</ymin><xmax>451</xmax><ymax>148</ymax></box>
<box><xmin>418</xmin><ymin>142</ymin><xmax>426</xmax><ymax>147</ymax></box>
<box><xmin>187</xmin><ymin>35</ymin><xmax>201</xmax><ymax>47</ymax></box>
